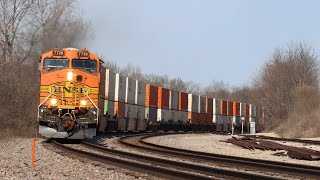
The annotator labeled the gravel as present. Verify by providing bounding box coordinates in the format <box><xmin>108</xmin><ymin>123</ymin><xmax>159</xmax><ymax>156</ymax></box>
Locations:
<box><xmin>0</xmin><ymin>137</ymin><xmax>149</xmax><ymax>180</ymax></box>
<box><xmin>144</xmin><ymin>133</ymin><xmax>320</xmax><ymax>167</ymax></box>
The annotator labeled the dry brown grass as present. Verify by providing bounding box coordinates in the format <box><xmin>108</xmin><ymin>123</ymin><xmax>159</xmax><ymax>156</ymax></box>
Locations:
<box><xmin>0</xmin><ymin>63</ymin><xmax>38</xmax><ymax>137</ymax></box>
<box><xmin>275</xmin><ymin>86</ymin><xmax>320</xmax><ymax>138</ymax></box>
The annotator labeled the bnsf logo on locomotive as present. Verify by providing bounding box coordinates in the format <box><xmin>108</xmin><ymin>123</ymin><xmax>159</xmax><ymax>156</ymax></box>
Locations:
<box><xmin>52</xmin><ymin>85</ymin><xmax>86</xmax><ymax>94</ymax></box>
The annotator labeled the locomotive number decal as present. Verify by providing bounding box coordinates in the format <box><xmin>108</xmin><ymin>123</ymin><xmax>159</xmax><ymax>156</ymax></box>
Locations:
<box><xmin>78</xmin><ymin>51</ymin><xmax>89</xmax><ymax>57</ymax></box>
<box><xmin>52</xmin><ymin>50</ymin><xmax>64</xmax><ymax>56</ymax></box>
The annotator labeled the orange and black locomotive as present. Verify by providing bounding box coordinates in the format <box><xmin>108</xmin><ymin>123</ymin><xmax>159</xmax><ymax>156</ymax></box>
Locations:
<box><xmin>38</xmin><ymin>48</ymin><xmax>102</xmax><ymax>139</ymax></box>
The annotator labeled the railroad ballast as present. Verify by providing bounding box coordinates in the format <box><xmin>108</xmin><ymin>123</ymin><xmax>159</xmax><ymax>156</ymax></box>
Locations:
<box><xmin>38</xmin><ymin>48</ymin><xmax>267</xmax><ymax>139</ymax></box>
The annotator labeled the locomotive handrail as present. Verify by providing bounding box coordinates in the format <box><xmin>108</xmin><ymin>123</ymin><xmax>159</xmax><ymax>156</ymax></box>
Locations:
<box><xmin>86</xmin><ymin>94</ymin><xmax>99</xmax><ymax>124</ymax></box>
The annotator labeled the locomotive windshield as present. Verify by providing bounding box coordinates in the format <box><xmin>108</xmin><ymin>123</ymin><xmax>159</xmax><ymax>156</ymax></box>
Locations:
<box><xmin>72</xmin><ymin>59</ymin><xmax>97</xmax><ymax>71</ymax></box>
<box><xmin>44</xmin><ymin>58</ymin><xmax>69</xmax><ymax>69</ymax></box>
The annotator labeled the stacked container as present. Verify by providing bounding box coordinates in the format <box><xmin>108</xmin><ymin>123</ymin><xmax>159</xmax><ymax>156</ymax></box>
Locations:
<box><xmin>169</xmin><ymin>90</ymin><xmax>180</xmax><ymax>124</ymax></box>
<box><xmin>206</xmin><ymin>98</ymin><xmax>213</xmax><ymax>126</ymax></box>
<box><xmin>135</xmin><ymin>80</ymin><xmax>147</xmax><ymax>131</ymax></box>
<box><xmin>179</xmin><ymin>92</ymin><xmax>188</xmax><ymax>125</ymax></box>
<box><xmin>99</xmin><ymin>69</ymin><xmax>116</xmax><ymax>132</ymax></box>
<box><xmin>221</xmin><ymin>100</ymin><xmax>228</xmax><ymax>132</ymax></box>
<box><xmin>199</xmin><ymin>96</ymin><xmax>207</xmax><ymax>128</ymax></box>
<box><xmin>233</xmin><ymin>102</ymin><xmax>240</xmax><ymax>126</ymax></box>
<box><xmin>125</xmin><ymin>77</ymin><xmax>137</xmax><ymax>131</ymax></box>
<box><xmin>145</xmin><ymin>84</ymin><xmax>158</xmax><ymax>129</ymax></box>
<box><xmin>188</xmin><ymin>94</ymin><xmax>200</xmax><ymax>124</ymax></box>
<box><xmin>115</xmin><ymin>73</ymin><xmax>126</xmax><ymax>130</ymax></box>
<box><xmin>213</xmin><ymin>99</ymin><xmax>222</xmax><ymax>131</ymax></box>
<box><xmin>157</xmin><ymin>87</ymin><xmax>171</xmax><ymax>123</ymax></box>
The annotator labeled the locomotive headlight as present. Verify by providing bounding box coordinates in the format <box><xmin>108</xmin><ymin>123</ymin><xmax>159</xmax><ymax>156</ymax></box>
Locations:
<box><xmin>67</xmin><ymin>71</ymin><xmax>73</xmax><ymax>81</ymax></box>
<box><xmin>50</xmin><ymin>98</ymin><xmax>57</xmax><ymax>105</ymax></box>
<box><xmin>80</xmin><ymin>100</ymin><xmax>87</xmax><ymax>106</ymax></box>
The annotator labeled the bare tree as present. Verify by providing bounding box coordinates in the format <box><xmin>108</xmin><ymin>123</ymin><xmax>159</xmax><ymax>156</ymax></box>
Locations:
<box><xmin>254</xmin><ymin>42</ymin><xmax>319</xmax><ymax>128</ymax></box>
<box><xmin>203</xmin><ymin>80</ymin><xmax>231</xmax><ymax>99</ymax></box>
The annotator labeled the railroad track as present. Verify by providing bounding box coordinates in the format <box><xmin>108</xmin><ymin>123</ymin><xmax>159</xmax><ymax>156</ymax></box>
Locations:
<box><xmin>48</xmin><ymin>134</ymin><xmax>279</xmax><ymax>180</ymax></box>
<box><xmin>242</xmin><ymin>134</ymin><xmax>320</xmax><ymax>145</ymax></box>
<box><xmin>117</xmin><ymin>133</ymin><xmax>320</xmax><ymax>179</ymax></box>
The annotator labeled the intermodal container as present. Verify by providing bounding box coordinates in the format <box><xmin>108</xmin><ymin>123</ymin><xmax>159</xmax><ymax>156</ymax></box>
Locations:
<box><xmin>158</xmin><ymin>87</ymin><xmax>170</xmax><ymax>109</ymax></box>
<box><xmin>188</xmin><ymin>94</ymin><xmax>199</xmax><ymax>113</ymax></box>
<box><xmin>145</xmin><ymin>107</ymin><xmax>158</xmax><ymax>123</ymax></box>
<box><xmin>104</xmin><ymin>100</ymin><xmax>114</xmax><ymax>119</ymax></box>
<box><xmin>145</xmin><ymin>84</ymin><xmax>158</xmax><ymax>108</ymax></box>
<box><xmin>125</xmin><ymin>77</ymin><xmax>136</xmax><ymax>104</ymax></box>
<box><xmin>206</xmin><ymin>98</ymin><xmax>213</xmax><ymax>114</ymax></box>
<box><xmin>114</xmin><ymin>101</ymin><xmax>125</xmax><ymax>118</ymax></box>
<box><xmin>179</xmin><ymin>92</ymin><xmax>188</xmax><ymax>111</ymax></box>
<box><xmin>213</xmin><ymin>99</ymin><xmax>221</xmax><ymax>115</ymax></box>
<box><xmin>135</xmin><ymin>80</ymin><xmax>146</xmax><ymax>106</ymax></box>
<box><xmin>169</xmin><ymin>90</ymin><xmax>179</xmax><ymax>110</ymax></box>
<box><xmin>188</xmin><ymin>112</ymin><xmax>200</xmax><ymax>124</ymax></box>
<box><xmin>115</xmin><ymin>73</ymin><xmax>126</xmax><ymax>102</ymax></box>
<box><xmin>213</xmin><ymin>114</ymin><xmax>221</xmax><ymax>124</ymax></box>
<box><xmin>227</xmin><ymin>101</ymin><xmax>233</xmax><ymax>116</ymax></box>
<box><xmin>245</xmin><ymin>104</ymin><xmax>250</xmax><ymax>117</ymax></box>
<box><xmin>157</xmin><ymin>109</ymin><xmax>171</xmax><ymax>122</ymax></box>
<box><xmin>181</xmin><ymin>111</ymin><xmax>188</xmax><ymax>124</ymax></box>
<box><xmin>125</xmin><ymin>104</ymin><xmax>137</xmax><ymax>131</ymax></box>
<box><xmin>199</xmin><ymin>113</ymin><xmax>207</xmax><ymax>124</ymax></box>
<box><xmin>240</xmin><ymin>103</ymin><xmax>245</xmax><ymax>117</ymax></box>
<box><xmin>220</xmin><ymin>100</ymin><xmax>228</xmax><ymax>115</ymax></box>
<box><xmin>171</xmin><ymin>110</ymin><xmax>180</xmax><ymax>123</ymax></box>
<box><xmin>136</xmin><ymin>105</ymin><xmax>147</xmax><ymax>131</ymax></box>
<box><xmin>199</xmin><ymin>96</ymin><xmax>207</xmax><ymax>113</ymax></box>
<box><xmin>206</xmin><ymin>114</ymin><xmax>213</xmax><ymax>124</ymax></box>
<box><xmin>233</xmin><ymin>102</ymin><xmax>240</xmax><ymax>116</ymax></box>
<box><xmin>105</xmin><ymin>69</ymin><xmax>116</xmax><ymax>100</ymax></box>
<box><xmin>250</xmin><ymin>104</ymin><xmax>257</xmax><ymax>117</ymax></box>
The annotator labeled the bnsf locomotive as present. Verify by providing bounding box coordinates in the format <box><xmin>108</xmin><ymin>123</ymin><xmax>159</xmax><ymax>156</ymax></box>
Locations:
<box><xmin>38</xmin><ymin>48</ymin><xmax>266</xmax><ymax>139</ymax></box>
<box><xmin>38</xmin><ymin>48</ymin><xmax>101</xmax><ymax>139</ymax></box>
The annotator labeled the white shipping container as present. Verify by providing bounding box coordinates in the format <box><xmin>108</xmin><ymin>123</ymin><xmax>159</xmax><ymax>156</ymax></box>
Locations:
<box><xmin>136</xmin><ymin>105</ymin><xmax>147</xmax><ymax>131</ymax></box>
<box><xmin>188</xmin><ymin>94</ymin><xmax>199</xmax><ymax>113</ymax></box>
<box><xmin>199</xmin><ymin>96</ymin><xmax>207</xmax><ymax>113</ymax></box>
<box><xmin>125</xmin><ymin>77</ymin><xmax>136</xmax><ymax>104</ymax></box>
<box><xmin>105</xmin><ymin>69</ymin><xmax>116</xmax><ymax>100</ymax></box>
<box><xmin>171</xmin><ymin>110</ymin><xmax>180</xmax><ymax>123</ymax></box>
<box><xmin>213</xmin><ymin>114</ymin><xmax>222</xmax><ymax>124</ymax></box>
<box><xmin>180</xmin><ymin>111</ymin><xmax>188</xmax><ymax>124</ymax></box>
<box><xmin>135</xmin><ymin>80</ymin><xmax>146</xmax><ymax>106</ymax></box>
<box><xmin>157</xmin><ymin>109</ymin><xmax>172</xmax><ymax>122</ymax></box>
<box><xmin>240</xmin><ymin>103</ymin><xmax>246</xmax><ymax>117</ymax></box>
<box><xmin>145</xmin><ymin>107</ymin><xmax>158</xmax><ymax>123</ymax></box>
<box><xmin>213</xmin><ymin>99</ymin><xmax>221</xmax><ymax>115</ymax></box>
<box><xmin>115</xmin><ymin>74</ymin><xmax>126</xmax><ymax>102</ymax></box>
<box><xmin>125</xmin><ymin>104</ymin><xmax>138</xmax><ymax>131</ymax></box>
<box><xmin>169</xmin><ymin>90</ymin><xmax>179</xmax><ymax>110</ymax></box>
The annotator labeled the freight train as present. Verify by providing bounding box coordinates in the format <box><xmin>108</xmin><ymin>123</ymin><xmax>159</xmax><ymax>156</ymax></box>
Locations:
<box><xmin>38</xmin><ymin>48</ymin><xmax>266</xmax><ymax>139</ymax></box>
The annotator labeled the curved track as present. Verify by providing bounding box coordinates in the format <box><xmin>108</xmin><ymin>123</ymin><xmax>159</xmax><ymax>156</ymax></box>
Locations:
<box><xmin>242</xmin><ymin>134</ymin><xmax>320</xmax><ymax>145</ymax></box>
<box><xmin>118</xmin><ymin>133</ymin><xmax>320</xmax><ymax>179</ymax></box>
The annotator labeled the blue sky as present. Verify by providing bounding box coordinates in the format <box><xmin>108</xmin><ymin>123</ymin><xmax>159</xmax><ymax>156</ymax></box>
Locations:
<box><xmin>80</xmin><ymin>0</ymin><xmax>320</xmax><ymax>87</ymax></box>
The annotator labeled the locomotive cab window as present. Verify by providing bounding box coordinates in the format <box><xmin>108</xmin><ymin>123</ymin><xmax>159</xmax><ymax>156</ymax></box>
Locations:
<box><xmin>43</xmin><ymin>58</ymin><xmax>69</xmax><ymax>69</ymax></box>
<box><xmin>72</xmin><ymin>59</ymin><xmax>97</xmax><ymax>72</ymax></box>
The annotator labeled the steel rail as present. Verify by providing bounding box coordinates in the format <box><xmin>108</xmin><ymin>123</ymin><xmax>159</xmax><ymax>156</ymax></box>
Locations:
<box><xmin>81</xmin><ymin>141</ymin><xmax>279</xmax><ymax>180</ymax></box>
<box><xmin>50</xmin><ymin>140</ymin><xmax>214</xmax><ymax>180</ymax></box>
<box><xmin>118</xmin><ymin>133</ymin><xmax>320</xmax><ymax>178</ymax></box>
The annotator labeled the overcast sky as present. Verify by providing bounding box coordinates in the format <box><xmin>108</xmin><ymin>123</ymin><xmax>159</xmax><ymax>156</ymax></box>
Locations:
<box><xmin>80</xmin><ymin>0</ymin><xmax>320</xmax><ymax>87</ymax></box>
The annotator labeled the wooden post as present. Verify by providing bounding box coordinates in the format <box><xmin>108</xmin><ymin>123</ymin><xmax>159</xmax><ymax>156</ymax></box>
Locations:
<box><xmin>35</xmin><ymin>130</ymin><xmax>38</xmax><ymax>140</ymax></box>
<box><xmin>32</xmin><ymin>139</ymin><xmax>35</xmax><ymax>169</ymax></box>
